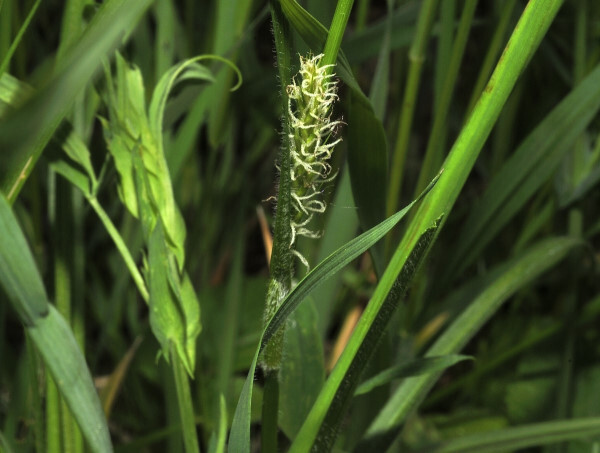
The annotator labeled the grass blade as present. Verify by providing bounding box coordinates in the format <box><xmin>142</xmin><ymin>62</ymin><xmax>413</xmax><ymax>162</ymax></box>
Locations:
<box><xmin>354</xmin><ymin>355</ymin><xmax>472</xmax><ymax>396</ymax></box>
<box><xmin>363</xmin><ymin>236</ymin><xmax>581</xmax><ymax>450</ymax></box>
<box><xmin>28</xmin><ymin>307</ymin><xmax>113</xmax><ymax>453</ymax></box>
<box><xmin>446</xmin><ymin>62</ymin><xmax>600</xmax><ymax>282</ymax></box>
<box><xmin>0</xmin><ymin>194</ymin><xmax>112</xmax><ymax>452</ymax></box>
<box><xmin>0</xmin><ymin>194</ymin><xmax>48</xmax><ymax>325</ymax></box>
<box><xmin>419</xmin><ymin>417</ymin><xmax>600</xmax><ymax>453</ymax></box>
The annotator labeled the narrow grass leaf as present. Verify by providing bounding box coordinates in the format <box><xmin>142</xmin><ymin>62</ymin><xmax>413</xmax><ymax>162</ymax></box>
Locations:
<box><xmin>353</xmin><ymin>9</ymin><xmax>566</xmax><ymax>448</ymax></box>
<box><xmin>368</xmin><ymin>0</ymin><xmax>394</xmax><ymax>120</ymax></box>
<box><xmin>447</xmin><ymin>62</ymin><xmax>600</xmax><ymax>281</ymax></box>
<box><xmin>418</xmin><ymin>417</ymin><xmax>600</xmax><ymax>453</ymax></box>
<box><xmin>354</xmin><ymin>354</ymin><xmax>472</xmax><ymax>396</ymax></box>
<box><xmin>228</xmin><ymin>175</ymin><xmax>439</xmax><ymax>453</ymax></box>
<box><xmin>343</xmin><ymin>2</ymin><xmax>420</xmax><ymax>64</ymax></box>
<box><xmin>363</xmin><ymin>236</ymin><xmax>581</xmax><ymax>450</ymax></box>
<box><xmin>0</xmin><ymin>0</ymin><xmax>41</xmax><ymax>77</ymax></box>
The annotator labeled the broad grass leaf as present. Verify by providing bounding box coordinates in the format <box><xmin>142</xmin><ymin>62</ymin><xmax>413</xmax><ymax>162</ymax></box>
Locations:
<box><xmin>312</xmin><ymin>168</ymin><xmax>359</xmax><ymax>336</ymax></box>
<box><xmin>363</xmin><ymin>237</ymin><xmax>582</xmax><ymax>451</ymax></box>
<box><xmin>228</xmin><ymin>175</ymin><xmax>439</xmax><ymax>453</ymax></box>
<box><xmin>354</xmin><ymin>355</ymin><xmax>472</xmax><ymax>396</ymax></box>
<box><xmin>0</xmin><ymin>194</ymin><xmax>112</xmax><ymax>453</ymax></box>
<box><xmin>415</xmin><ymin>418</ymin><xmax>600</xmax><ymax>453</ymax></box>
<box><xmin>446</xmin><ymin>62</ymin><xmax>600</xmax><ymax>281</ymax></box>
<box><xmin>27</xmin><ymin>306</ymin><xmax>113</xmax><ymax>453</ymax></box>
<box><xmin>0</xmin><ymin>0</ymin><xmax>154</xmax><ymax>202</ymax></box>
<box><xmin>279</xmin><ymin>299</ymin><xmax>325</xmax><ymax>439</ymax></box>
<box><xmin>347</xmin><ymin>92</ymin><xmax>388</xmax><ymax>271</ymax></box>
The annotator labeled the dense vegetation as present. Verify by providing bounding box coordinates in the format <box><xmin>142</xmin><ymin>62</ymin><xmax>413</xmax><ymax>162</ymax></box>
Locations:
<box><xmin>1</xmin><ymin>0</ymin><xmax>600</xmax><ymax>452</ymax></box>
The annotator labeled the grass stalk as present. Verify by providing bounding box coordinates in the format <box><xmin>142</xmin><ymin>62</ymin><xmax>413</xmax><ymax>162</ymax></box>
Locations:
<box><xmin>322</xmin><ymin>0</ymin><xmax>355</xmax><ymax>67</ymax></box>
<box><xmin>172</xmin><ymin>346</ymin><xmax>201</xmax><ymax>453</ymax></box>
<box><xmin>386</xmin><ymin>0</ymin><xmax>439</xmax><ymax>218</ymax></box>
<box><xmin>88</xmin><ymin>196</ymin><xmax>149</xmax><ymax>303</ymax></box>
<box><xmin>355</xmin><ymin>0</ymin><xmax>370</xmax><ymax>31</ymax></box>
<box><xmin>261</xmin><ymin>369</ymin><xmax>280</xmax><ymax>453</ymax></box>
<box><xmin>25</xmin><ymin>335</ymin><xmax>45</xmax><ymax>453</ymax></box>
<box><xmin>50</xmin><ymin>174</ymin><xmax>81</xmax><ymax>453</ymax></box>
<box><xmin>257</xmin><ymin>3</ymin><xmax>296</xmax><ymax>450</ymax></box>
<box><xmin>0</xmin><ymin>0</ymin><xmax>41</xmax><ymax>77</ymax></box>
<box><xmin>412</xmin><ymin>0</ymin><xmax>478</xmax><ymax>199</ymax></box>
<box><xmin>45</xmin><ymin>376</ymin><xmax>61</xmax><ymax>452</ymax></box>
<box><xmin>466</xmin><ymin>0</ymin><xmax>518</xmax><ymax>114</ymax></box>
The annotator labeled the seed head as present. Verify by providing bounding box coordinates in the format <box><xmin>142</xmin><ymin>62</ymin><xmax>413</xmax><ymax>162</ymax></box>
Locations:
<box><xmin>286</xmin><ymin>54</ymin><xmax>342</xmax><ymax>266</ymax></box>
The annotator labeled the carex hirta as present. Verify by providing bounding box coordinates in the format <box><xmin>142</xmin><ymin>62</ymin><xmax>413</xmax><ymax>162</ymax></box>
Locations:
<box><xmin>286</xmin><ymin>53</ymin><xmax>342</xmax><ymax>268</ymax></box>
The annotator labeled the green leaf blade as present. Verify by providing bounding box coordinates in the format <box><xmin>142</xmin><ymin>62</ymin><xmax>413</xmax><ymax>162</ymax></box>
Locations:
<box><xmin>363</xmin><ymin>236</ymin><xmax>582</xmax><ymax>450</ymax></box>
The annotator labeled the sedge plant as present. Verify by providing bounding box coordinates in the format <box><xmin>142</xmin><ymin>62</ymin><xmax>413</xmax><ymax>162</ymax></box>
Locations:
<box><xmin>2</xmin><ymin>1</ymin><xmax>600</xmax><ymax>453</ymax></box>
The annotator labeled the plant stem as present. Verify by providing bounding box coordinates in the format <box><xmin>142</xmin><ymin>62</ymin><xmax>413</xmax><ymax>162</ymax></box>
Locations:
<box><xmin>172</xmin><ymin>346</ymin><xmax>201</xmax><ymax>453</ymax></box>
<box><xmin>386</xmin><ymin>0</ymin><xmax>439</xmax><ymax>218</ymax></box>
<box><xmin>88</xmin><ymin>196</ymin><xmax>149</xmax><ymax>303</ymax></box>
<box><xmin>261</xmin><ymin>370</ymin><xmax>280</xmax><ymax>453</ymax></box>
<box><xmin>46</xmin><ymin>376</ymin><xmax>61</xmax><ymax>452</ymax></box>
<box><xmin>50</xmin><ymin>174</ymin><xmax>79</xmax><ymax>453</ymax></box>
<box><xmin>355</xmin><ymin>0</ymin><xmax>370</xmax><ymax>31</ymax></box>
<box><xmin>466</xmin><ymin>0</ymin><xmax>518</xmax><ymax>114</ymax></box>
<box><xmin>0</xmin><ymin>0</ymin><xmax>41</xmax><ymax>77</ymax></box>
<box><xmin>258</xmin><ymin>3</ymin><xmax>295</xmax><ymax>449</ymax></box>
<box><xmin>412</xmin><ymin>0</ymin><xmax>478</xmax><ymax>199</ymax></box>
